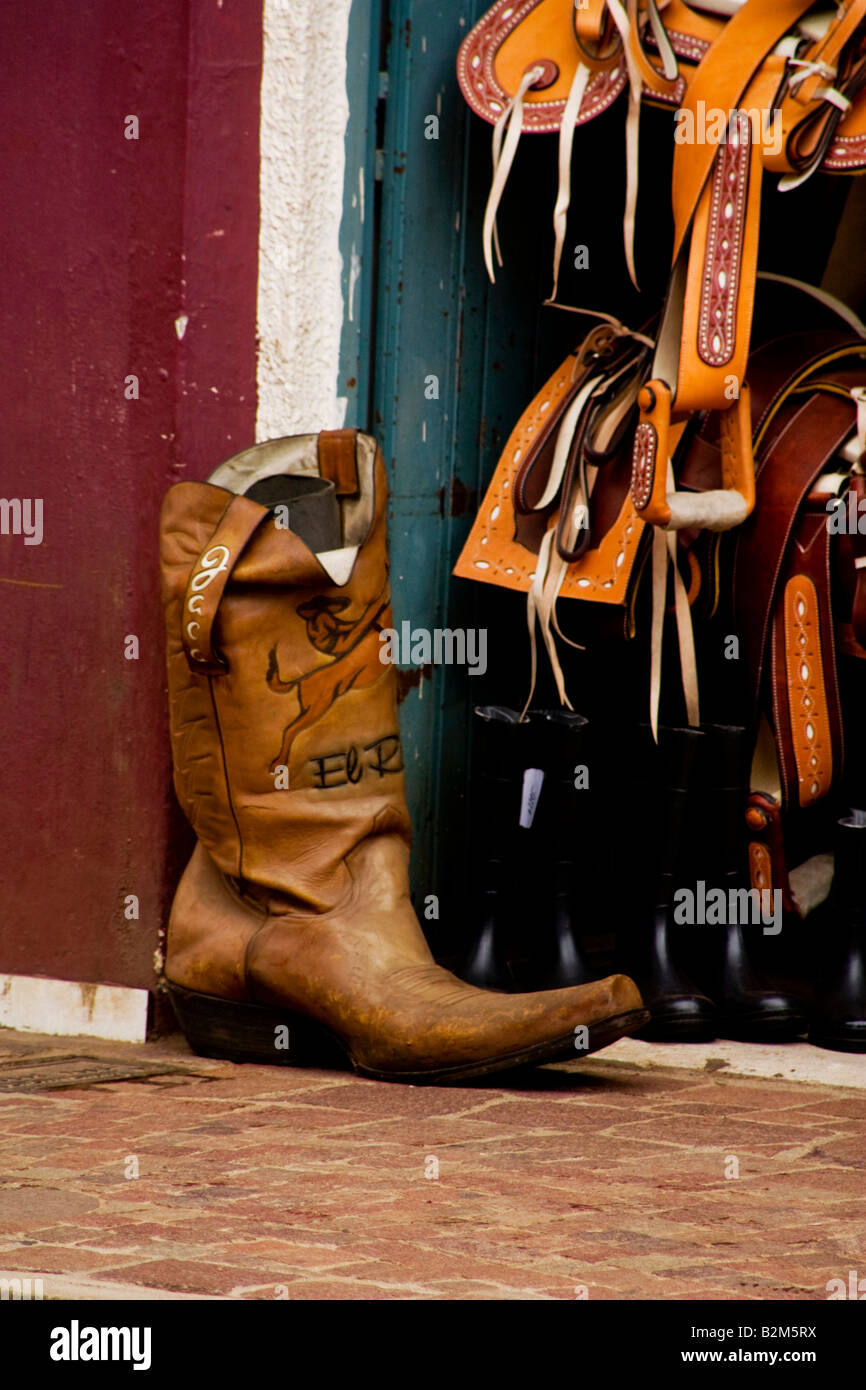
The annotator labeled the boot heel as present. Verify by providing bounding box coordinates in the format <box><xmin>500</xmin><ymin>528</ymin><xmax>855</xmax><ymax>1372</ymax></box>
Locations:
<box><xmin>165</xmin><ymin>983</ymin><xmax>350</xmax><ymax>1070</ymax></box>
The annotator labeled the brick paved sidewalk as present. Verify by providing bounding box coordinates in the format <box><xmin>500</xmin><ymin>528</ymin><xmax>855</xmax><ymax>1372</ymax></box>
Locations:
<box><xmin>0</xmin><ymin>1028</ymin><xmax>864</xmax><ymax>1301</ymax></box>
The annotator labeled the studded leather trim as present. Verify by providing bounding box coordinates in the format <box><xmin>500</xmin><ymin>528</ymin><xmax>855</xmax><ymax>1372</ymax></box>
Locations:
<box><xmin>631</xmin><ymin>421</ymin><xmax>657</xmax><ymax>511</ymax></box>
<box><xmin>698</xmin><ymin>111</ymin><xmax>751</xmax><ymax>369</ymax></box>
<box><xmin>748</xmin><ymin>841</ymin><xmax>773</xmax><ymax>896</ymax></box>
<box><xmin>457</xmin><ymin>0</ymin><xmax>625</xmax><ymax>132</ymax></box>
<box><xmin>825</xmin><ymin>131</ymin><xmax>866</xmax><ymax>171</ymax></box>
<box><xmin>456</xmin><ymin>0</ymin><xmax>866</xmax><ymax>177</ymax></box>
<box><xmin>783</xmin><ymin>574</ymin><xmax>833</xmax><ymax>807</ymax></box>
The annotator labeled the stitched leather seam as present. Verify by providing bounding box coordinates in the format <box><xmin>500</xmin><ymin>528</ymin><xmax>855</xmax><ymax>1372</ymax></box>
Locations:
<box><xmin>825</xmin><ymin>131</ymin><xmax>866</xmax><ymax>169</ymax></box>
<box><xmin>631</xmin><ymin>421</ymin><xmax>657</xmax><ymax>510</ymax></box>
<box><xmin>208</xmin><ymin>679</ymin><xmax>244</xmax><ymax>882</ymax></box>
<box><xmin>457</xmin><ymin>0</ymin><xmax>625</xmax><ymax>132</ymax></box>
<box><xmin>748</xmin><ymin>840</ymin><xmax>773</xmax><ymax>895</ymax></box>
<box><xmin>783</xmin><ymin>575</ymin><xmax>833</xmax><ymax>806</ymax></box>
<box><xmin>737</xmin><ymin>397</ymin><xmax>847</xmax><ymax>708</ymax></box>
<box><xmin>754</xmin><ymin>345</ymin><xmax>866</xmax><ymax>444</ymax></box>
<box><xmin>698</xmin><ymin>114</ymin><xmax>750</xmax><ymax>368</ymax></box>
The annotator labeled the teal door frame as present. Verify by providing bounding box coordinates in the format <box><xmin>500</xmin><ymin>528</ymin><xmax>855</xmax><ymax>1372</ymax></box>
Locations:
<box><xmin>338</xmin><ymin>0</ymin><xmax>575</xmax><ymax>940</ymax></box>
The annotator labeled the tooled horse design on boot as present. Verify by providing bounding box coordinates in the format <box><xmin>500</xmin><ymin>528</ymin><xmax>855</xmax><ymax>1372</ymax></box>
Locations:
<box><xmin>266</xmin><ymin>587</ymin><xmax>392</xmax><ymax>771</ymax></box>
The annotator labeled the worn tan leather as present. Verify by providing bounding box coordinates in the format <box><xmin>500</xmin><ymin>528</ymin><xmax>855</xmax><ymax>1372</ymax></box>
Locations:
<box><xmin>463</xmin><ymin>0</ymin><xmax>866</xmax><ymax>482</ymax></box>
<box><xmin>453</xmin><ymin>345</ymin><xmax>647</xmax><ymax>603</ymax></box>
<box><xmin>669</xmin><ymin>0</ymin><xmax>815</xmax><ymax>257</ymax></box>
<box><xmin>780</xmin><ymin>571</ymin><xmax>836</xmax><ymax>808</ymax></box>
<box><xmin>161</xmin><ymin>431</ymin><xmax>645</xmax><ymax>1080</ymax></box>
<box><xmin>180</xmin><ymin>494</ymin><xmax>270</xmax><ymax>675</ymax></box>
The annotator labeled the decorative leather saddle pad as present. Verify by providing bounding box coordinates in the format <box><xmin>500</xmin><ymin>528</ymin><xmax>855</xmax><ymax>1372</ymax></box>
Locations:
<box><xmin>459</xmin><ymin>0</ymin><xmax>866</xmax><ymax>173</ymax></box>
<box><xmin>453</xmin><ymin>344</ymin><xmax>646</xmax><ymax>605</ymax></box>
<box><xmin>454</xmin><ymin>277</ymin><xmax>866</xmax><ymax>617</ymax></box>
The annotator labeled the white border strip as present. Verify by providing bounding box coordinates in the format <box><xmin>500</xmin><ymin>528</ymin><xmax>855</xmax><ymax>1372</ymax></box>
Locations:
<box><xmin>0</xmin><ymin>1271</ymin><xmax>225</xmax><ymax>1301</ymax></box>
<box><xmin>597</xmin><ymin>1037</ymin><xmax>866</xmax><ymax>1090</ymax></box>
<box><xmin>0</xmin><ymin>974</ymin><xmax>148</xmax><ymax>1044</ymax></box>
<box><xmin>256</xmin><ymin>0</ymin><xmax>353</xmax><ymax>439</ymax></box>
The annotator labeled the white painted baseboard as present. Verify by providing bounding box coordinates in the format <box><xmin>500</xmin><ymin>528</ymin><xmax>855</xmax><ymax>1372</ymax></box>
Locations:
<box><xmin>0</xmin><ymin>973</ymin><xmax>148</xmax><ymax>1044</ymax></box>
<box><xmin>599</xmin><ymin>1037</ymin><xmax>866</xmax><ymax>1090</ymax></box>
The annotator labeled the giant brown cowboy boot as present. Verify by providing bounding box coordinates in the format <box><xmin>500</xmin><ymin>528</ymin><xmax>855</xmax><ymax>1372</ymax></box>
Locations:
<box><xmin>159</xmin><ymin>430</ymin><xmax>648</xmax><ymax>1084</ymax></box>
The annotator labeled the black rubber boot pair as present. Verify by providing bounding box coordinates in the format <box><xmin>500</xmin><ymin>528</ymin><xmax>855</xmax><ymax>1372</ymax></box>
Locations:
<box><xmin>810</xmin><ymin>815</ymin><xmax>866</xmax><ymax>1053</ymax></box>
<box><xmin>458</xmin><ymin>705</ymin><xmax>600</xmax><ymax>993</ymax></box>
<box><xmin>621</xmin><ymin>723</ymin><xmax>806</xmax><ymax>1043</ymax></box>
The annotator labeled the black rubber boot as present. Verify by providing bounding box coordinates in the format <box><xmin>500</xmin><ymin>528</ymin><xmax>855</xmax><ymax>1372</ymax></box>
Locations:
<box><xmin>457</xmin><ymin>706</ymin><xmax>536</xmax><ymax>991</ymax></box>
<box><xmin>622</xmin><ymin>725</ymin><xmax>718</xmax><ymax>1041</ymax></box>
<box><xmin>528</xmin><ymin>710</ymin><xmax>600</xmax><ymax>990</ymax></box>
<box><xmin>809</xmin><ymin>815</ymin><xmax>866</xmax><ymax>1053</ymax></box>
<box><xmin>691</xmin><ymin>724</ymin><xmax>806</xmax><ymax>1042</ymax></box>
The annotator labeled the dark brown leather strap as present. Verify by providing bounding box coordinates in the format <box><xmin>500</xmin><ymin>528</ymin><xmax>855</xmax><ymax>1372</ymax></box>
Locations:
<box><xmin>769</xmin><ymin>507</ymin><xmax>843</xmax><ymax>808</ymax></box>
<box><xmin>749</xmin><ymin>333</ymin><xmax>866</xmax><ymax>441</ymax></box>
<box><xmin>846</xmin><ymin>474</ymin><xmax>866</xmax><ymax>647</ymax></box>
<box><xmin>555</xmin><ymin>340</ymin><xmax>646</xmax><ymax>561</ymax></box>
<box><xmin>746</xmin><ymin>792</ymin><xmax>797</xmax><ymax>916</ymax></box>
<box><xmin>181</xmin><ymin>493</ymin><xmax>270</xmax><ymax>675</ymax></box>
<box><xmin>733</xmin><ymin>392</ymin><xmax>856</xmax><ymax>711</ymax></box>
<box><xmin>513</xmin><ymin>358</ymin><xmax>590</xmax><ymax>515</ymax></box>
<box><xmin>318</xmin><ymin>429</ymin><xmax>359</xmax><ymax>495</ymax></box>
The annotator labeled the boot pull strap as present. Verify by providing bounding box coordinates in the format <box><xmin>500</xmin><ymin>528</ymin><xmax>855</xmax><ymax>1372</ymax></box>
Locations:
<box><xmin>181</xmin><ymin>494</ymin><xmax>270</xmax><ymax>675</ymax></box>
<box><xmin>318</xmin><ymin>429</ymin><xmax>359</xmax><ymax>495</ymax></box>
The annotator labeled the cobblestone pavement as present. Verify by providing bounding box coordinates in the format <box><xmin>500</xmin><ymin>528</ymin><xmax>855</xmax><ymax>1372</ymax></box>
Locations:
<box><xmin>0</xmin><ymin>1029</ymin><xmax>864</xmax><ymax>1301</ymax></box>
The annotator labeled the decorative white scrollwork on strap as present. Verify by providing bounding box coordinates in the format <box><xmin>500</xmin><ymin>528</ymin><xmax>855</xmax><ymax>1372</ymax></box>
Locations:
<box><xmin>185</xmin><ymin>545</ymin><xmax>231</xmax><ymax>663</ymax></box>
<box><xmin>190</xmin><ymin>545</ymin><xmax>230</xmax><ymax>591</ymax></box>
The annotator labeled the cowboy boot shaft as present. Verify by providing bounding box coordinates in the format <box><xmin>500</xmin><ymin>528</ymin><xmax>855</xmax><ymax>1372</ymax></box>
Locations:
<box><xmin>688</xmin><ymin>724</ymin><xmax>806</xmax><ymax>1040</ymax></box>
<box><xmin>833</xmin><ymin>815</ymin><xmax>866</xmax><ymax>914</ymax></box>
<box><xmin>535</xmin><ymin>711</ymin><xmax>589</xmax><ymax>870</ymax></box>
<box><xmin>459</xmin><ymin>707</ymin><xmax>537</xmax><ymax>991</ymax></box>
<box><xmin>160</xmin><ymin>434</ymin><xmax>410</xmax><ymax>913</ymax></box>
<box><xmin>619</xmin><ymin>725</ymin><xmax>717</xmax><ymax>1040</ymax></box>
<box><xmin>693</xmin><ymin>723</ymin><xmax>751</xmax><ymax>888</ymax></box>
<box><xmin>810</xmin><ymin>816</ymin><xmax>866</xmax><ymax>1053</ymax></box>
<box><xmin>473</xmin><ymin>706</ymin><xmax>537</xmax><ymax>885</ymax></box>
<box><xmin>630</xmin><ymin>725</ymin><xmax>704</xmax><ymax>905</ymax></box>
<box><xmin>530</xmin><ymin>710</ymin><xmax>597</xmax><ymax>989</ymax></box>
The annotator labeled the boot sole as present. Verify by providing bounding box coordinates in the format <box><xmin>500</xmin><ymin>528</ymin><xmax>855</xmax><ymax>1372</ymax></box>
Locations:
<box><xmin>808</xmin><ymin>1031</ymin><xmax>866</xmax><ymax>1054</ymax></box>
<box><xmin>357</xmin><ymin>1009</ymin><xmax>652</xmax><ymax>1084</ymax></box>
<box><xmin>165</xmin><ymin>982</ymin><xmax>649</xmax><ymax>1085</ymax></box>
<box><xmin>721</xmin><ymin>1015</ymin><xmax>807</xmax><ymax>1043</ymax></box>
<box><xmin>636</xmin><ymin>1012</ymin><xmax>718</xmax><ymax>1044</ymax></box>
<box><xmin>165</xmin><ymin>982</ymin><xmax>350</xmax><ymax>1070</ymax></box>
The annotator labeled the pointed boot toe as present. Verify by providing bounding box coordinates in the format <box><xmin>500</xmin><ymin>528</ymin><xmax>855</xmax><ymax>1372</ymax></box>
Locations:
<box><xmin>636</xmin><ymin>991</ymin><xmax>718</xmax><ymax>1042</ymax></box>
<box><xmin>720</xmin><ymin>990</ymin><xmax>806</xmax><ymax>1042</ymax></box>
<box><xmin>343</xmin><ymin>972</ymin><xmax>650</xmax><ymax>1084</ymax></box>
<box><xmin>809</xmin><ymin>1014</ymin><xmax>866</xmax><ymax>1053</ymax></box>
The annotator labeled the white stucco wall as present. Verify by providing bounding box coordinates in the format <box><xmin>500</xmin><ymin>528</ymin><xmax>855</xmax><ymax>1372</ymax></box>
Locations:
<box><xmin>256</xmin><ymin>0</ymin><xmax>352</xmax><ymax>440</ymax></box>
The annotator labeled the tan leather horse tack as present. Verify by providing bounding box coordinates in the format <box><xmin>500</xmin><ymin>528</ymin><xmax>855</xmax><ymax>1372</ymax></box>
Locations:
<box><xmin>461</xmin><ymin>0</ymin><xmax>866</xmax><ymax>292</ymax></box>
<box><xmin>455</xmin><ymin>0</ymin><xmax>866</xmax><ymax>740</ymax></box>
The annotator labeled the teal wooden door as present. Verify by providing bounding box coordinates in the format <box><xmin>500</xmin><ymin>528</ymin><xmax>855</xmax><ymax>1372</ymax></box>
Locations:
<box><xmin>338</xmin><ymin>2</ymin><xmax>857</xmax><ymax>962</ymax></box>
<box><xmin>339</xmin><ymin>0</ymin><xmax>597</xmax><ymax>949</ymax></box>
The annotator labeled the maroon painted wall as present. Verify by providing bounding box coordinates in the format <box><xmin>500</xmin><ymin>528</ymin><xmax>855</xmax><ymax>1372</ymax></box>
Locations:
<box><xmin>0</xmin><ymin>1</ymin><xmax>262</xmax><ymax>990</ymax></box>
